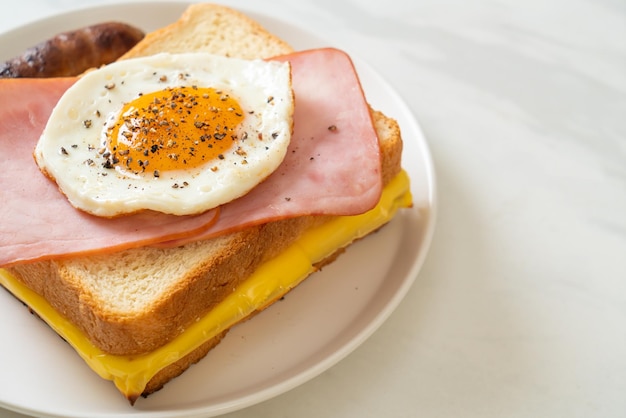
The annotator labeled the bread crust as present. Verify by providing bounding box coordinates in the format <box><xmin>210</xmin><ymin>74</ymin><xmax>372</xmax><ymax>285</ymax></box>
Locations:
<box><xmin>139</xmin><ymin>330</ymin><xmax>228</xmax><ymax>402</ymax></box>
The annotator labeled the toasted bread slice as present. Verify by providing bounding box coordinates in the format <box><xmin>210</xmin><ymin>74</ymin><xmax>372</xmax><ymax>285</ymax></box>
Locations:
<box><xmin>5</xmin><ymin>3</ymin><xmax>406</xmax><ymax>401</ymax></box>
<box><xmin>119</xmin><ymin>3</ymin><xmax>293</xmax><ymax>60</ymax></box>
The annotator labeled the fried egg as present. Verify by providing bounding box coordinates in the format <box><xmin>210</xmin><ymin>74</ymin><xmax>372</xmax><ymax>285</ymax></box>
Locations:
<box><xmin>34</xmin><ymin>52</ymin><xmax>294</xmax><ymax>217</ymax></box>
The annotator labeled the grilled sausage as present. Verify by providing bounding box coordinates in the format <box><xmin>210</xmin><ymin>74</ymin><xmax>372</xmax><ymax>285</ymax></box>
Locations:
<box><xmin>0</xmin><ymin>22</ymin><xmax>145</xmax><ymax>78</ymax></box>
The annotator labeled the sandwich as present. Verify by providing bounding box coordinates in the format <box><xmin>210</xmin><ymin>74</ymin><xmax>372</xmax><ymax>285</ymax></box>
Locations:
<box><xmin>0</xmin><ymin>3</ymin><xmax>412</xmax><ymax>405</ymax></box>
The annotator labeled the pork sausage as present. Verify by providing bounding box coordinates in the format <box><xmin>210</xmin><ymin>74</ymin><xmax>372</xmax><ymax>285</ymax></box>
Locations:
<box><xmin>0</xmin><ymin>22</ymin><xmax>145</xmax><ymax>78</ymax></box>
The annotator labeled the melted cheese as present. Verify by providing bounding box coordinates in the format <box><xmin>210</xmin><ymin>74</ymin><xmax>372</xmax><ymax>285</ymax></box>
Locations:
<box><xmin>0</xmin><ymin>170</ymin><xmax>412</xmax><ymax>400</ymax></box>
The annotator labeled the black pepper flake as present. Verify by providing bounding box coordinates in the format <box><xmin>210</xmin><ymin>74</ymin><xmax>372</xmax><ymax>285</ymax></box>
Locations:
<box><xmin>153</xmin><ymin>170</ymin><xmax>160</xmax><ymax>178</ymax></box>
<box><xmin>83</xmin><ymin>119</ymin><xmax>92</xmax><ymax>128</ymax></box>
<box><xmin>60</xmin><ymin>147</ymin><xmax>68</xmax><ymax>155</ymax></box>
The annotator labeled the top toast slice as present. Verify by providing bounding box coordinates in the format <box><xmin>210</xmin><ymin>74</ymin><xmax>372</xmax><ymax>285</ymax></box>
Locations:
<box><xmin>120</xmin><ymin>3</ymin><xmax>294</xmax><ymax>60</ymax></box>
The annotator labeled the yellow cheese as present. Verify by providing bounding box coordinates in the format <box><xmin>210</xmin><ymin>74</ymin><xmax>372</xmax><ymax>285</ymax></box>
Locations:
<box><xmin>0</xmin><ymin>170</ymin><xmax>412</xmax><ymax>399</ymax></box>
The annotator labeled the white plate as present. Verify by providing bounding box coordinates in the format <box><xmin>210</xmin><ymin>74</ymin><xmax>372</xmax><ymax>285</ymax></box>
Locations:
<box><xmin>0</xmin><ymin>2</ymin><xmax>436</xmax><ymax>417</ymax></box>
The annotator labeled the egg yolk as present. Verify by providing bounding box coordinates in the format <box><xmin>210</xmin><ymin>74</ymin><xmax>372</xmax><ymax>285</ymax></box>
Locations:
<box><xmin>106</xmin><ymin>86</ymin><xmax>244</xmax><ymax>174</ymax></box>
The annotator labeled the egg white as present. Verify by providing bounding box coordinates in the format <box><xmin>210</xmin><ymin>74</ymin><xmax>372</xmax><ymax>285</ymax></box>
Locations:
<box><xmin>34</xmin><ymin>52</ymin><xmax>293</xmax><ymax>217</ymax></box>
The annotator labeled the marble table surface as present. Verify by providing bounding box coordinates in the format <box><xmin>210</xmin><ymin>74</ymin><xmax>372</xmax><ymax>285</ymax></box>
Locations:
<box><xmin>0</xmin><ymin>0</ymin><xmax>624</xmax><ymax>417</ymax></box>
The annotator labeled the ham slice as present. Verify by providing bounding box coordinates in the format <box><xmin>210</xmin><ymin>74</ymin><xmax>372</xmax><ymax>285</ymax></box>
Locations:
<box><xmin>0</xmin><ymin>48</ymin><xmax>382</xmax><ymax>267</ymax></box>
<box><xmin>159</xmin><ymin>48</ymin><xmax>383</xmax><ymax>246</ymax></box>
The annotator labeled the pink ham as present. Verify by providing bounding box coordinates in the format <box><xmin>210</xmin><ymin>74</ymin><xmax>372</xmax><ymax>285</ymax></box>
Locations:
<box><xmin>0</xmin><ymin>48</ymin><xmax>382</xmax><ymax>266</ymax></box>
<box><xmin>159</xmin><ymin>48</ymin><xmax>383</xmax><ymax>246</ymax></box>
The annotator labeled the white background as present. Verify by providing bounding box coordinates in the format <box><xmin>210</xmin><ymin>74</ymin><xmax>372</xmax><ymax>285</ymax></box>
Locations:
<box><xmin>1</xmin><ymin>0</ymin><xmax>625</xmax><ymax>417</ymax></box>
